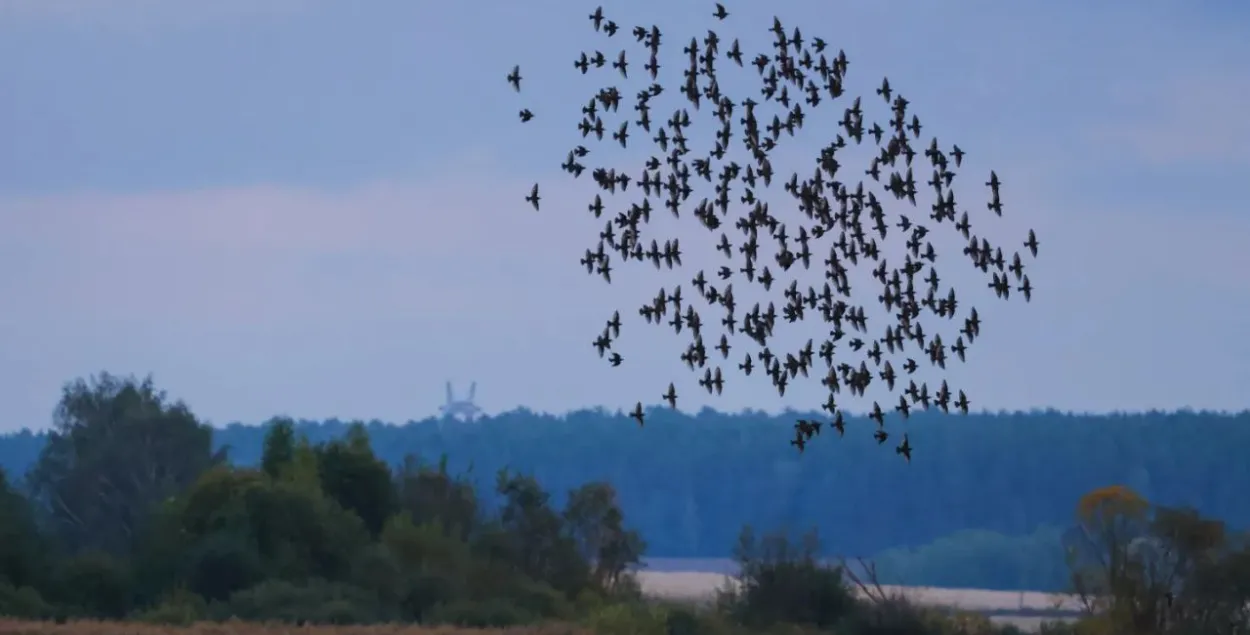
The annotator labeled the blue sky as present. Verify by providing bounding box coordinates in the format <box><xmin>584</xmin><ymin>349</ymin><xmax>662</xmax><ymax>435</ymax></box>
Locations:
<box><xmin>0</xmin><ymin>1</ymin><xmax>1247</xmax><ymax>431</ymax></box>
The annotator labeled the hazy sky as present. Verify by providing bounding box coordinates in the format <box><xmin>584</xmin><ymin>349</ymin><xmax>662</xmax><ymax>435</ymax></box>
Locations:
<box><xmin>1</xmin><ymin>1</ymin><xmax>1248</xmax><ymax>431</ymax></box>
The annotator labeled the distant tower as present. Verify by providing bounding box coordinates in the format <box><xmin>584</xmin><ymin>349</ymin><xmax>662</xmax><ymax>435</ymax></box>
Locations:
<box><xmin>439</xmin><ymin>381</ymin><xmax>482</xmax><ymax>422</ymax></box>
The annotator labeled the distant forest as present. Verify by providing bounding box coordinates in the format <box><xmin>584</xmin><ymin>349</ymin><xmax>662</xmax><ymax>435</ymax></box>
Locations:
<box><xmin>2</xmin><ymin>407</ymin><xmax>1245</xmax><ymax>592</ymax></box>
<box><xmin>2</xmin><ymin>408</ymin><xmax>1243</xmax><ymax>553</ymax></box>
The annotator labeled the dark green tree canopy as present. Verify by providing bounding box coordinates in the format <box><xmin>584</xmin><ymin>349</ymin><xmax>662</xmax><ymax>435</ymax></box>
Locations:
<box><xmin>27</xmin><ymin>372</ymin><xmax>226</xmax><ymax>554</ymax></box>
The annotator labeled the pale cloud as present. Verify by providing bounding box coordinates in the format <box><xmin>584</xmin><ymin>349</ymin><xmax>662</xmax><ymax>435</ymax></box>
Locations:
<box><xmin>1</xmin><ymin>139</ymin><xmax>1247</xmax><ymax>429</ymax></box>
<box><xmin>0</xmin><ymin>157</ymin><xmax>604</xmax><ymax>326</ymax></box>
<box><xmin>0</xmin><ymin>0</ymin><xmax>1247</xmax><ymax>430</ymax></box>
<box><xmin>0</xmin><ymin>0</ymin><xmax>309</xmax><ymax>29</ymax></box>
<box><xmin>1090</xmin><ymin>69</ymin><xmax>1250</xmax><ymax>166</ymax></box>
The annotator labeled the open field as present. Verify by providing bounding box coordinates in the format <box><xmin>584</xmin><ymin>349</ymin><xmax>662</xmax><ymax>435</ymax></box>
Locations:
<box><xmin>0</xmin><ymin>575</ymin><xmax>1081</xmax><ymax>635</ymax></box>
<box><xmin>636</xmin><ymin>570</ymin><xmax>1082</xmax><ymax>631</ymax></box>
<box><xmin>637</xmin><ymin>570</ymin><xmax>1083</xmax><ymax>611</ymax></box>
<box><xmin>0</xmin><ymin>622</ymin><xmax>588</xmax><ymax>635</ymax></box>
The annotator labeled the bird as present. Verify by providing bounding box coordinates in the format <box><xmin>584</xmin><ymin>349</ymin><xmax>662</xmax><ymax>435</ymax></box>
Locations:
<box><xmin>630</xmin><ymin>402</ymin><xmax>645</xmax><ymax>426</ymax></box>
<box><xmin>896</xmin><ymin>434</ymin><xmax>912</xmax><ymax>462</ymax></box>
<box><xmin>525</xmin><ymin>183</ymin><xmax>540</xmax><ymax>211</ymax></box>
<box><xmin>663</xmin><ymin>383</ymin><xmax>678</xmax><ymax>409</ymax></box>
<box><xmin>790</xmin><ymin>434</ymin><xmax>806</xmax><ymax>453</ymax></box>
<box><xmin>613</xmin><ymin>50</ymin><xmax>629</xmax><ymax>78</ymax></box>
<box><xmin>1024</xmin><ymin>229</ymin><xmax>1039</xmax><ymax>257</ymax></box>
<box><xmin>504</xmin><ymin>1</ymin><xmax>1042</xmax><ymax>461</ymax></box>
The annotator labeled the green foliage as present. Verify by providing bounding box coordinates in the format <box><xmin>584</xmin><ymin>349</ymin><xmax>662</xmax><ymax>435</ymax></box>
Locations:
<box><xmin>50</xmin><ymin>550</ymin><xmax>134</xmax><ymax>618</ymax></box>
<box><xmin>584</xmin><ymin>601</ymin><xmax>669</xmax><ymax>635</ymax></box>
<box><xmin>26</xmin><ymin>372</ymin><xmax>225</xmax><ymax>555</ymax></box>
<box><xmin>5</xmin><ymin>372</ymin><xmax>1250</xmax><ymax>634</ymax></box>
<box><xmin>314</xmin><ymin>421</ymin><xmax>397</xmax><ymax>537</ymax></box>
<box><xmin>131</xmin><ymin>587</ymin><xmax>208</xmax><ymax>625</ymax></box>
<box><xmin>7</xmin><ymin>408</ymin><xmax>1250</xmax><ymax>578</ymax></box>
<box><xmin>259</xmin><ymin>417</ymin><xmax>295</xmax><ymax>480</ymax></box>
<box><xmin>377</xmin><ymin>514</ymin><xmax>471</xmax><ymax>618</ymax></box>
<box><xmin>496</xmin><ymin>471</ymin><xmax>593</xmax><ymax>597</ymax></box>
<box><xmin>718</xmin><ymin>526</ymin><xmax>858</xmax><ymax>630</ymax></box>
<box><xmin>211</xmin><ymin>578</ymin><xmax>383</xmax><ymax>624</ymax></box>
<box><xmin>425</xmin><ymin>597</ymin><xmax>540</xmax><ymax>628</ymax></box>
<box><xmin>0</xmin><ymin>581</ymin><xmax>53</xmax><ymax>619</ymax></box>
<box><xmin>394</xmin><ymin>453</ymin><xmax>479</xmax><ymax>542</ymax></box>
<box><xmin>565</xmin><ymin>481</ymin><xmax>647</xmax><ymax>590</ymax></box>
<box><xmin>0</xmin><ymin>468</ymin><xmax>45</xmax><ymax>589</ymax></box>
<box><xmin>1063</xmin><ymin>491</ymin><xmax>1250</xmax><ymax>635</ymax></box>
<box><xmin>873</xmin><ymin>526</ymin><xmax>1070</xmax><ymax>591</ymax></box>
<box><xmin>663</xmin><ymin>604</ymin><xmax>704</xmax><ymax>635</ymax></box>
<box><xmin>152</xmin><ymin>408</ymin><xmax>1250</xmax><ymax>563</ymax></box>
<box><xmin>242</xmin><ymin>476</ymin><xmax>371</xmax><ymax>581</ymax></box>
<box><xmin>180</xmin><ymin>527</ymin><xmax>264</xmax><ymax>601</ymax></box>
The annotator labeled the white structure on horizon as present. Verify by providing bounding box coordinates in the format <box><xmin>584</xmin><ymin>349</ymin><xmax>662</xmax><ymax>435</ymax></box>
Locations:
<box><xmin>439</xmin><ymin>381</ymin><xmax>482</xmax><ymax>422</ymax></box>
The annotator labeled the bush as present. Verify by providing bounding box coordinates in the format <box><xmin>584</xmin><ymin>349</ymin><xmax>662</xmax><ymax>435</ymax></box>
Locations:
<box><xmin>51</xmin><ymin>550</ymin><xmax>134</xmax><ymax>618</ymax></box>
<box><xmin>426</xmin><ymin>598</ymin><xmax>539</xmax><ymax>627</ymax></box>
<box><xmin>664</xmin><ymin>604</ymin><xmax>704</xmax><ymax>635</ymax></box>
<box><xmin>182</xmin><ymin>528</ymin><xmax>264</xmax><ymax>601</ymax></box>
<box><xmin>132</xmin><ymin>587</ymin><xmax>207</xmax><ymax>625</ymax></box>
<box><xmin>718</xmin><ymin>526</ymin><xmax>858</xmax><ymax>630</ymax></box>
<box><xmin>830</xmin><ymin>596</ymin><xmax>930</xmax><ymax>635</ymax></box>
<box><xmin>505</xmin><ymin>577</ymin><xmax>576</xmax><ymax>620</ymax></box>
<box><xmin>0</xmin><ymin>581</ymin><xmax>52</xmax><ymax>619</ymax></box>
<box><xmin>212</xmin><ymin>578</ymin><xmax>382</xmax><ymax>624</ymax></box>
<box><xmin>584</xmin><ymin>602</ymin><xmax>668</xmax><ymax>635</ymax></box>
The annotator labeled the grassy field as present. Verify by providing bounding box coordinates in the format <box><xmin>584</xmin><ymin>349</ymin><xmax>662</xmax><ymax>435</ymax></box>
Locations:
<box><xmin>0</xmin><ymin>622</ymin><xmax>589</xmax><ymax>635</ymax></box>
<box><xmin>637</xmin><ymin>570</ymin><xmax>1083</xmax><ymax>610</ymax></box>
<box><xmin>636</xmin><ymin>571</ymin><xmax>1083</xmax><ymax>631</ymax></box>
<box><xmin>0</xmin><ymin>573</ymin><xmax>1081</xmax><ymax>634</ymax></box>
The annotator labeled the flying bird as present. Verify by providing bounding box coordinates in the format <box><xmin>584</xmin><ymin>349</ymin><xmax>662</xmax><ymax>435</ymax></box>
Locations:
<box><xmin>525</xmin><ymin>183</ymin><xmax>540</xmax><ymax>211</ymax></box>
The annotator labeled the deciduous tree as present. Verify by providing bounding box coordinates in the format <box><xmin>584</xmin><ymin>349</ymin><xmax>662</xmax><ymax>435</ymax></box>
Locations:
<box><xmin>27</xmin><ymin>373</ymin><xmax>226</xmax><ymax>554</ymax></box>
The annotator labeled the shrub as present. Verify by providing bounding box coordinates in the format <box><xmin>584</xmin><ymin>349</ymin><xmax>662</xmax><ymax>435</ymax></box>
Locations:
<box><xmin>0</xmin><ymin>581</ymin><xmax>52</xmax><ymax>619</ymax></box>
<box><xmin>131</xmin><ymin>587</ymin><xmax>207</xmax><ymax>625</ymax></box>
<box><xmin>664</xmin><ymin>604</ymin><xmax>703</xmax><ymax>635</ymax></box>
<box><xmin>182</xmin><ymin>528</ymin><xmax>264</xmax><ymax>601</ymax></box>
<box><xmin>426</xmin><ymin>598</ymin><xmax>539</xmax><ymax>627</ymax></box>
<box><xmin>718</xmin><ymin>526</ymin><xmax>858</xmax><ymax>630</ymax></box>
<box><xmin>51</xmin><ymin>550</ymin><xmax>134</xmax><ymax>618</ymax></box>
<box><xmin>212</xmin><ymin>578</ymin><xmax>382</xmax><ymax>624</ymax></box>
<box><xmin>584</xmin><ymin>602</ymin><xmax>668</xmax><ymax>635</ymax></box>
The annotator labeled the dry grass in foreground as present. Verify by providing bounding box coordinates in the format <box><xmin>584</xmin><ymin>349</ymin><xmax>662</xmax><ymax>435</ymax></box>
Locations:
<box><xmin>0</xmin><ymin>620</ymin><xmax>590</xmax><ymax>635</ymax></box>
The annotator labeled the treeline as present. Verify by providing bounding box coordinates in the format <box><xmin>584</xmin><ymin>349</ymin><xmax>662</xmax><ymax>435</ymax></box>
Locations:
<box><xmin>5</xmin><ymin>373</ymin><xmax>1250</xmax><ymax>635</ymax></box>
<box><xmin>3</xmin><ymin>403</ymin><xmax>1245</xmax><ymax>562</ymax></box>
<box><xmin>0</xmin><ymin>372</ymin><xmax>1069</xmax><ymax>635</ymax></box>
<box><xmin>0</xmin><ymin>374</ymin><xmax>654</xmax><ymax>625</ymax></box>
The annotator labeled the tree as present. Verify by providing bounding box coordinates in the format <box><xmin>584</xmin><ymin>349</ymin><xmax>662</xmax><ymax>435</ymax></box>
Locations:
<box><xmin>0</xmin><ymin>468</ymin><xmax>44</xmax><ymax>589</ymax></box>
<box><xmin>495</xmin><ymin>470</ymin><xmax>588</xmax><ymax>596</ymax></box>
<box><xmin>1067</xmin><ymin>485</ymin><xmax>1151</xmax><ymax>616</ymax></box>
<box><xmin>1065</xmin><ymin>485</ymin><xmax>1250</xmax><ymax>635</ymax></box>
<box><xmin>27</xmin><ymin>373</ymin><xmax>227</xmax><ymax>554</ymax></box>
<box><xmin>394</xmin><ymin>453</ymin><xmax>479</xmax><ymax>542</ymax></box>
<box><xmin>1142</xmin><ymin>505</ymin><xmax>1242</xmax><ymax>633</ymax></box>
<box><xmin>260</xmin><ymin>417</ymin><xmax>296</xmax><ymax>480</ymax></box>
<box><xmin>563</xmin><ymin>482</ymin><xmax>645</xmax><ymax>591</ymax></box>
<box><xmin>314</xmin><ymin>421</ymin><xmax>396</xmax><ymax>537</ymax></box>
<box><xmin>718</xmin><ymin>525</ymin><xmax>858</xmax><ymax>630</ymax></box>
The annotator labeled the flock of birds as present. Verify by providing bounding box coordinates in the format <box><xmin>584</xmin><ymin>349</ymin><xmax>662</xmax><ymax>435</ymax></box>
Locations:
<box><xmin>507</xmin><ymin>3</ymin><xmax>1040</xmax><ymax>460</ymax></box>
